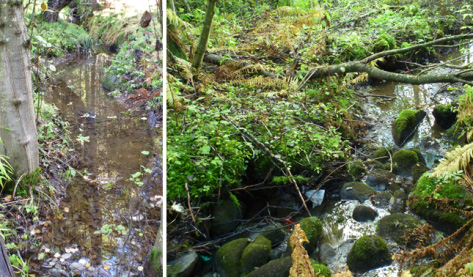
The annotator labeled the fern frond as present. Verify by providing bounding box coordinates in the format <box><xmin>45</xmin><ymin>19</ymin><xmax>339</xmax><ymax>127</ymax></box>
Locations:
<box><xmin>431</xmin><ymin>142</ymin><xmax>473</xmax><ymax>178</ymax></box>
<box><xmin>289</xmin><ymin>224</ymin><xmax>315</xmax><ymax>277</ymax></box>
<box><xmin>167</xmin><ymin>9</ymin><xmax>192</xmax><ymax>29</ymax></box>
<box><xmin>234</xmin><ymin>76</ymin><xmax>289</xmax><ymax>90</ymax></box>
<box><xmin>167</xmin><ymin>75</ymin><xmax>183</xmax><ymax>109</ymax></box>
<box><xmin>273</xmin><ymin>6</ymin><xmax>307</xmax><ymax>17</ymax></box>
<box><xmin>368</xmin><ymin>57</ymin><xmax>385</xmax><ymax>67</ymax></box>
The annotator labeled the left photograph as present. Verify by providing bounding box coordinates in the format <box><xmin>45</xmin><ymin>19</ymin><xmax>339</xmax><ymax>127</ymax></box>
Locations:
<box><xmin>0</xmin><ymin>0</ymin><xmax>163</xmax><ymax>276</ymax></box>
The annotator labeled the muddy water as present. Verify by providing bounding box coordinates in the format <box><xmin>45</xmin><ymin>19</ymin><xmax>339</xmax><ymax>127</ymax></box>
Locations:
<box><xmin>41</xmin><ymin>55</ymin><xmax>161</xmax><ymax>276</ymax></box>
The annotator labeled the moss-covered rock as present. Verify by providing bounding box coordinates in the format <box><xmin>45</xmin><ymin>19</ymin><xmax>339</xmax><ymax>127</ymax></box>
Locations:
<box><xmin>412</xmin><ymin>162</ymin><xmax>429</xmax><ymax>183</ymax></box>
<box><xmin>347</xmin><ymin>235</ymin><xmax>392</xmax><ymax>273</ymax></box>
<box><xmin>383</xmin><ymin>163</ymin><xmax>399</xmax><ymax>174</ymax></box>
<box><xmin>167</xmin><ymin>252</ymin><xmax>199</xmax><ymax>277</ymax></box>
<box><xmin>377</xmin><ymin>213</ymin><xmax>422</xmax><ymax>245</ymax></box>
<box><xmin>299</xmin><ymin>217</ymin><xmax>323</xmax><ymax>254</ymax></box>
<box><xmin>253</xmin><ymin>224</ymin><xmax>287</xmax><ymax>246</ymax></box>
<box><xmin>246</xmin><ymin>256</ymin><xmax>292</xmax><ymax>277</ymax></box>
<box><xmin>366</xmin><ymin>169</ymin><xmax>396</xmax><ymax>191</ymax></box>
<box><xmin>408</xmin><ymin>147</ymin><xmax>426</xmax><ymax>165</ymax></box>
<box><xmin>373</xmin><ymin>147</ymin><xmax>393</xmax><ymax>163</ymax></box>
<box><xmin>392</xmin><ymin>109</ymin><xmax>426</xmax><ymax>146</ymax></box>
<box><xmin>353</xmin><ymin>205</ymin><xmax>378</xmax><ymax>222</ymax></box>
<box><xmin>409</xmin><ymin>173</ymin><xmax>469</xmax><ymax>234</ymax></box>
<box><xmin>372</xmin><ymin>191</ymin><xmax>392</xmax><ymax>209</ymax></box>
<box><xmin>348</xmin><ymin>160</ymin><xmax>366</xmax><ymax>180</ymax></box>
<box><xmin>211</xmin><ymin>199</ymin><xmax>243</xmax><ymax>237</ymax></box>
<box><xmin>311</xmin><ymin>260</ymin><xmax>332</xmax><ymax>277</ymax></box>
<box><xmin>341</xmin><ymin>182</ymin><xmax>377</xmax><ymax>202</ymax></box>
<box><xmin>444</xmin><ymin>123</ymin><xmax>467</xmax><ymax>143</ymax></box>
<box><xmin>241</xmin><ymin>236</ymin><xmax>271</xmax><ymax>274</ymax></box>
<box><xmin>390</xmin><ymin>189</ymin><xmax>407</xmax><ymax>213</ymax></box>
<box><xmin>215</xmin><ymin>238</ymin><xmax>249</xmax><ymax>277</ymax></box>
<box><xmin>433</xmin><ymin>104</ymin><xmax>457</xmax><ymax>129</ymax></box>
<box><xmin>393</xmin><ymin>149</ymin><xmax>418</xmax><ymax>175</ymax></box>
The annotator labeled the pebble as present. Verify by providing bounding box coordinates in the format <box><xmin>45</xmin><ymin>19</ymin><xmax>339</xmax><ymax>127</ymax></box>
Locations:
<box><xmin>61</xmin><ymin>253</ymin><xmax>72</xmax><ymax>260</ymax></box>
<box><xmin>70</xmin><ymin>262</ymin><xmax>85</xmax><ymax>272</ymax></box>
<box><xmin>79</xmin><ymin>258</ymin><xmax>88</xmax><ymax>265</ymax></box>
<box><xmin>98</xmin><ymin>267</ymin><xmax>111</xmax><ymax>276</ymax></box>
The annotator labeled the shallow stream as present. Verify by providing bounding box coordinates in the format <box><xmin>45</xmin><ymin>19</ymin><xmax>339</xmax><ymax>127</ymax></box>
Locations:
<box><xmin>39</xmin><ymin>55</ymin><xmax>161</xmax><ymax>276</ymax></box>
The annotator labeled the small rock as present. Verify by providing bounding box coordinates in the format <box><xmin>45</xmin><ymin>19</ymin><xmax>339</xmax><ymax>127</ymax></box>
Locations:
<box><xmin>352</xmin><ymin>205</ymin><xmax>378</xmax><ymax>222</ymax></box>
<box><xmin>78</xmin><ymin>258</ymin><xmax>88</xmax><ymax>265</ymax></box>
<box><xmin>70</xmin><ymin>262</ymin><xmax>85</xmax><ymax>272</ymax></box>
<box><xmin>61</xmin><ymin>253</ymin><xmax>72</xmax><ymax>260</ymax></box>
<box><xmin>98</xmin><ymin>267</ymin><xmax>111</xmax><ymax>276</ymax></box>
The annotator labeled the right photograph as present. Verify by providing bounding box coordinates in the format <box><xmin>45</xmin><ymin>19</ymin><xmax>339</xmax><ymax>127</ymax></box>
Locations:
<box><xmin>166</xmin><ymin>0</ymin><xmax>473</xmax><ymax>276</ymax></box>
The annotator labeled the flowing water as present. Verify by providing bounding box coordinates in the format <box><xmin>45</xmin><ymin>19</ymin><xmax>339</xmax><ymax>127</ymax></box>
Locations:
<box><xmin>39</xmin><ymin>55</ymin><xmax>162</xmax><ymax>276</ymax></box>
<box><xmin>317</xmin><ymin>42</ymin><xmax>473</xmax><ymax>275</ymax></box>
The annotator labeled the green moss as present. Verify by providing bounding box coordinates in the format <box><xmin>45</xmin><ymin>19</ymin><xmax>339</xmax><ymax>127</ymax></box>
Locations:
<box><xmin>376</xmin><ymin>213</ymin><xmax>421</xmax><ymax>245</ymax></box>
<box><xmin>310</xmin><ymin>260</ymin><xmax>331</xmax><ymax>277</ymax></box>
<box><xmin>299</xmin><ymin>217</ymin><xmax>323</xmax><ymax>254</ymax></box>
<box><xmin>348</xmin><ymin>160</ymin><xmax>366</xmax><ymax>180</ymax></box>
<box><xmin>410</xmin><ymin>173</ymin><xmax>469</xmax><ymax>233</ymax></box>
<box><xmin>412</xmin><ymin>162</ymin><xmax>429</xmax><ymax>183</ymax></box>
<box><xmin>393</xmin><ymin>149</ymin><xmax>418</xmax><ymax>175</ymax></box>
<box><xmin>433</xmin><ymin>104</ymin><xmax>457</xmax><ymax>129</ymax></box>
<box><xmin>241</xmin><ymin>236</ymin><xmax>271</xmax><ymax>274</ymax></box>
<box><xmin>392</xmin><ymin>110</ymin><xmax>426</xmax><ymax>146</ymax></box>
<box><xmin>272</xmin><ymin>175</ymin><xmax>309</xmax><ymax>185</ymax></box>
<box><xmin>347</xmin><ymin>235</ymin><xmax>392</xmax><ymax>273</ymax></box>
<box><xmin>216</xmin><ymin>238</ymin><xmax>249</xmax><ymax>277</ymax></box>
<box><xmin>341</xmin><ymin>182</ymin><xmax>377</xmax><ymax>202</ymax></box>
<box><xmin>246</xmin><ymin>256</ymin><xmax>292</xmax><ymax>277</ymax></box>
<box><xmin>372</xmin><ymin>34</ymin><xmax>397</xmax><ymax>52</ymax></box>
<box><xmin>373</xmin><ymin>147</ymin><xmax>392</xmax><ymax>163</ymax></box>
<box><xmin>408</xmin><ymin>147</ymin><xmax>426</xmax><ymax>165</ymax></box>
<box><xmin>149</xmin><ymin>247</ymin><xmax>162</xmax><ymax>272</ymax></box>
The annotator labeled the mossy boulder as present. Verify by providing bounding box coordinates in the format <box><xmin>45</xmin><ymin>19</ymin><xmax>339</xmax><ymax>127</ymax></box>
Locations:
<box><xmin>341</xmin><ymin>182</ymin><xmax>377</xmax><ymax>202</ymax></box>
<box><xmin>409</xmin><ymin>173</ymin><xmax>469</xmax><ymax>234</ymax></box>
<box><xmin>167</xmin><ymin>252</ymin><xmax>199</xmax><ymax>277</ymax></box>
<box><xmin>311</xmin><ymin>260</ymin><xmax>332</xmax><ymax>277</ymax></box>
<box><xmin>246</xmin><ymin>256</ymin><xmax>292</xmax><ymax>277</ymax></box>
<box><xmin>365</xmin><ymin>169</ymin><xmax>396</xmax><ymax>191</ymax></box>
<box><xmin>393</xmin><ymin>149</ymin><xmax>419</xmax><ymax>175</ymax></box>
<box><xmin>372</xmin><ymin>191</ymin><xmax>392</xmax><ymax>209</ymax></box>
<box><xmin>346</xmin><ymin>235</ymin><xmax>392</xmax><ymax>273</ymax></box>
<box><xmin>377</xmin><ymin>213</ymin><xmax>422</xmax><ymax>245</ymax></box>
<box><xmin>373</xmin><ymin>147</ymin><xmax>393</xmax><ymax>163</ymax></box>
<box><xmin>215</xmin><ymin>238</ymin><xmax>249</xmax><ymax>277</ymax></box>
<box><xmin>348</xmin><ymin>160</ymin><xmax>366</xmax><ymax>180</ymax></box>
<box><xmin>299</xmin><ymin>217</ymin><xmax>323</xmax><ymax>254</ymax></box>
<box><xmin>408</xmin><ymin>147</ymin><xmax>426</xmax><ymax>165</ymax></box>
<box><xmin>412</xmin><ymin>162</ymin><xmax>429</xmax><ymax>183</ymax></box>
<box><xmin>241</xmin><ymin>236</ymin><xmax>272</xmax><ymax>274</ymax></box>
<box><xmin>433</xmin><ymin>104</ymin><xmax>457</xmax><ymax>129</ymax></box>
<box><xmin>353</xmin><ymin>205</ymin><xmax>378</xmax><ymax>222</ymax></box>
<box><xmin>211</xmin><ymin>200</ymin><xmax>243</xmax><ymax>237</ymax></box>
<box><xmin>383</xmin><ymin>163</ymin><xmax>399</xmax><ymax>174</ymax></box>
<box><xmin>392</xmin><ymin>109</ymin><xmax>426</xmax><ymax>146</ymax></box>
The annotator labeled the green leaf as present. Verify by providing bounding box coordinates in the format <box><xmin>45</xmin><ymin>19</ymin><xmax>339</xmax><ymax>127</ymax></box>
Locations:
<box><xmin>340</xmin><ymin>67</ymin><xmax>346</xmax><ymax>73</ymax></box>
<box><xmin>141</xmin><ymin>151</ymin><xmax>150</xmax><ymax>155</ymax></box>
<box><xmin>200</xmin><ymin>145</ymin><xmax>211</xmax><ymax>155</ymax></box>
<box><xmin>49</xmin><ymin>64</ymin><xmax>56</xmax><ymax>72</ymax></box>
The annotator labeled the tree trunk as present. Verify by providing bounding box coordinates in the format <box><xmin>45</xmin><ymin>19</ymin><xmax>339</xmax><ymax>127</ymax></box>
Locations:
<box><xmin>44</xmin><ymin>0</ymin><xmax>73</xmax><ymax>22</ymax></box>
<box><xmin>192</xmin><ymin>0</ymin><xmax>218</xmax><ymax>70</ymax></box>
<box><xmin>0</xmin><ymin>0</ymin><xmax>39</xmax><ymax>175</ymax></box>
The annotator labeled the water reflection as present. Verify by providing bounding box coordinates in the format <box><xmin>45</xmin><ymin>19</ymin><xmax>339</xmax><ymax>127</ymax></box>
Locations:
<box><xmin>43</xmin><ymin>56</ymin><xmax>159</xmax><ymax>275</ymax></box>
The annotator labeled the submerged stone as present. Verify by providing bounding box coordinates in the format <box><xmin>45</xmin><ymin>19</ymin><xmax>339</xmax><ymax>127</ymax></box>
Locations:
<box><xmin>392</xmin><ymin>109</ymin><xmax>426</xmax><ymax>146</ymax></box>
